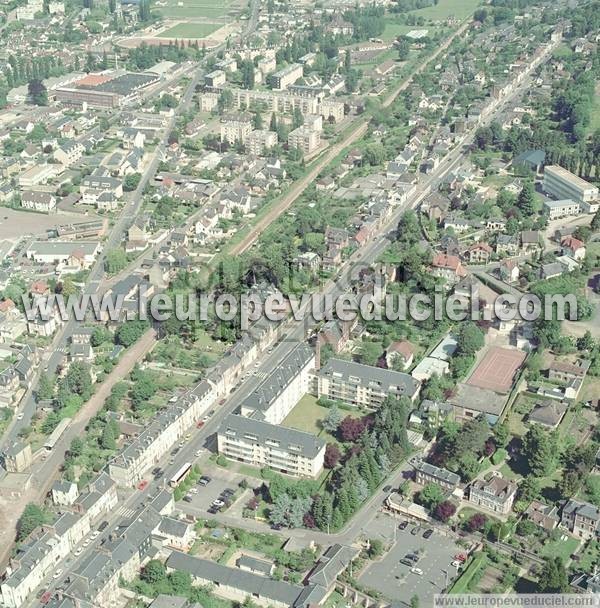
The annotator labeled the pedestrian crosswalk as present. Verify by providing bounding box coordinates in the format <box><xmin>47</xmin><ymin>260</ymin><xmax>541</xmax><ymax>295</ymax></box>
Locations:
<box><xmin>253</xmin><ymin>371</ymin><xmax>268</xmax><ymax>380</ymax></box>
<box><xmin>114</xmin><ymin>505</ymin><xmax>137</xmax><ymax>521</ymax></box>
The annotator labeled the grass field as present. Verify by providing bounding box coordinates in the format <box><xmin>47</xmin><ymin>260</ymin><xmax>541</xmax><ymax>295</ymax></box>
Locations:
<box><xmin>589</xmin><ymin>83</ymin><xmax>600</xmax><ymax>136</ymax></box>
<box><xmin>540</xmin><ymin>535</ymin><xmax>580</xmax><ymax>562</ymax></box>
<box><xmin>410</xmin><ymin>0</ymin><xmax>481</xmax><ymax>21</ymax></box>
<box><xmin>281</xmin><ymin>394</ymin><xmax>339</xmax><ymax>444</ymax></box>
<box><xmin>158</xmin><ymin>22</ymin><xmax>221</xmax><ymax>38</ymax></box>
<box><xmin>156</xmin><ymin>0</ymin><xmax>234</xmax><ymax>19</ymax></box>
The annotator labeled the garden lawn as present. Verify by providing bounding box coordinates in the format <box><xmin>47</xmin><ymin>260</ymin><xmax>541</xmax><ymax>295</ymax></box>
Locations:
<box><xmin>281</xmin><ymin>394</ymin><xmax>340</xmax><ymax>445</ymax></box>
<box><xmin>540</xmin><ymin>535</ymin><xmax>580</xmax><ymax>562</ymax></box>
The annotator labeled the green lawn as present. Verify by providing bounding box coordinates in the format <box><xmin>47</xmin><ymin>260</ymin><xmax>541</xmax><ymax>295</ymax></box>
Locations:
<box><xmin>540</xmin><ymin>535</ymin><xmax>580</xmax><ymax>562</ymax></box>
<box><xmin>156</xmin><ymin>0</ymin><xmax>234</xmax><ymax>19</ymax></box>
<box><xmin>281</xmin><ymin>394</ymin><xmax>339</xmax><ymax>444</ymax></box>
<box><xmin>410</xmin><ymin>0</ymin><xmax>481</xmax><ymax>21</ymax></box>
<box><xmin>588</xmin><ymin>84</ymin><xmax>600</xmax><ymax>136</ymax></box>
<box><xmin>158</xmin><ymin>22</ymin><xmax>221</xmax><ymax>38</ymax></box>
<box><xmin>449</xmin><ymin>552</ymin><xmax>488</xmax><ymax>594</ymax></box>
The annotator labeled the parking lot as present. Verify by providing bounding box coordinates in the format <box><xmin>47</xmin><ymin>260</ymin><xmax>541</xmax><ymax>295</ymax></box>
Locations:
<box><xmin>359</xmin><ymin>514</ymin><xmax>462</xmax><ymax>603</ymax></box>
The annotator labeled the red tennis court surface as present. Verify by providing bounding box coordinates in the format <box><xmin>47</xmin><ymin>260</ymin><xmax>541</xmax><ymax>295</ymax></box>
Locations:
<box><xmin>467</xmin><ymin>347</ymin><xmax>527</xmax><ymax>394</ymax></box>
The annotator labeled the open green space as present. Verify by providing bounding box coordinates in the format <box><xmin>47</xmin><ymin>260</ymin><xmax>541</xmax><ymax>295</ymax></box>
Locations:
<box><xmin>540</xmin><ymin>535</ymin><xmax>580</xmax><ymax>562</ymax></box>
<box><xmin>156</xmin><ymin>0</ymin><xmax>234</xmax><ymax>19</ymax></box>
<box><xmin>410</xmin><ymin>0</ymin><xmax>481</xmax><ymax>21</ymax></box>
<box><xmin>158</xmin><ymin>22</ymin><xmax>221</xmax><ymax>38</ymax></box>
<box><xmin>449</xmin><ymin>552</ymin><xmax>488</xmax><ymax>594</ymax></box>
<box><xmin>281</xmin><ymin>394</ymin><xmax>340</xmax><ymax>444</ymax></box>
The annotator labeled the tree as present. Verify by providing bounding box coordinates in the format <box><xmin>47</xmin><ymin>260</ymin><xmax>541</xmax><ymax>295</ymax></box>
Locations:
<box><xmin>322</xmin><ymin>405</ymin><xmax>343</xmax><ymax>433</ymax></box>
<box><xmin>324</xmin><ymin>443</ymin><xmax>341</xmax><ymax>469</ymax></box>
<box><xmin>115</xmin><ymin>319</ymin><xmax>149</xmax><ymax>347</ymax></box>
<box><xmin>417</xmin><ymin>483</ymin><xmax>444</xmax><ymax>510</ymax></box>
<box><xmin>456</xmin><ymin>322</ymin><xmax>484</xmax><ymax>357</ymax></box>
<box><xmin>105</xmin><ymin>248</ymin><xmax>128</xmax><ymax>274</ymax></box>
<box><xmin>28</xmin><ymin>79</ymin><xmax>48</xmax><ymax>105</ymax></box>
<box><xmin>410</xmin><ymin>596</ymin><xmax>420</xmax><ymax>608</ymax></box>
<box><xmin>138</xmin><ymin>0</ymin><xmax>151</xmax><ymax>21</ymax></box>
<box><xmin>17</xmin><ymin>503</ymin><xmax>48</xmax><ymax>541</ymax></box>
<box><xmin>368</xmin><ymin>538</ymin><xmax>384</xmax><ymax>558</ymax></box>
<box><xmin>141</xmin><ymin>559</ymin><xmax>166</xmax><ymax>584</ymax></box>
<box><xmin>493</xmin><ymin>422</ymin><xmax>510</xmax><ymax>449</ymax></box>
<box><xmin>537</xmin><ymin>557</ymin><xmax>569</xmax><ymax>593</ymax></box>
<box><xmin>69</xmin><ymin>437</ymin><xmax>84</xmax><ymax>457</ymax></box>
<box><xmin>522</xmin><ymin>426</ymin><xmax>559</xmax><ymax>477</ymax></box>
<box><xmin>339</xmin><ymin>416</ymin><xmax>367</xmax><ymax>442</ymax></box>
<box><xmin>466</xmin><ymin>513</ymin><xmax>487</xmax><ymax>532</ymax></box>
<box><xmin>100</xmin><ymin>422</ymin><xmax>116</xmax><ymax>450</ymax></box>
<box><xmin>37</xmin><ymin>372</ymin><xmax>55</xmax><ymax>401</ymax></box>
<box><xmin>517</xmin><ymin>182</ymin><xmax>535</xmax><ymax>215</ymax></box>
<box><xmin>123</xmin><ymin>173</ymin><xmax>142</xmax><ymax>191</ymax></box>
<box><xmin>591</xmin><ymin>208</ymin><xmax>600</xmax><ymax>231</ymax></box>
<box><xmin>434</xmin><ymin>500</ymin><xmax>456</xmax><ymax>522</ymax></box>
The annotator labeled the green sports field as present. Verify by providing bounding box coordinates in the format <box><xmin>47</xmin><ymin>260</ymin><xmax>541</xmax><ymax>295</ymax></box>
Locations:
<box><xmin>157</xmin><ymin>21</ymin><xmax>221</xmax><ymax>38</ymax></box>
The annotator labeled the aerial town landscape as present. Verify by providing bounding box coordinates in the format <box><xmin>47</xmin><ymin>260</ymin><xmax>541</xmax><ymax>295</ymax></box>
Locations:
<box><xmin>0</xmin><ymin>0</ymin><xmax>599</xmax><ymax>606</ymax></box>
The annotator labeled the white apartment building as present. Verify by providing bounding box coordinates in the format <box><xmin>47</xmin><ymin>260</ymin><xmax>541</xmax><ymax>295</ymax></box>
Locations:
<box><xmin>543</xmin><ymin>165</ymin><xmax>599</xmax><ymax>206</ymax></box>
<box><xmin>319</xmin><ymin>99</ymin><xmax>345</xmax><ymax>122</ymax></box>
<box><xmin>240</xmin><ymin>343</ymin><xmax>315</xmax><ymax>424</ymax></box>
<box><xmin>218</xmin><ymin>414</ymin><xmax>325</xmax><ymax>478</ymax></box>
<box><xmin>543</xmin><ymin>198</ymin><xmax>581</xmax><ymax>220</ymax></box>
<box><xmin>220</xmin><ymin>113</ymin><xmax>253</xmax><ymax>145</ymax></box>
<box><xmin>108</xmin><ymin>380</ymin><xmax>216</xmax><ymax>486</ymax></box>
<box><xmin>271</xmin><ymin>63</ymin><xmax>303</xmax><ymax>90</ymax></box>
<box><xmin>231</xmin><ymin>88</ymin><xmax>320</xmax><ymax>116</ymax></box>
<box><xmin>316</xmin><ymin>358</ymin><xmax>421</xmax><ymax>408</ymax></box>
<box><xmin>18</xmin><ymin>164</ymin><xmax>60</xmax><ymax>188</ymax></box>
<box><xmin>21</xmin><ymin>190</ymin><xmax>57</xmax><ymax>213</ymax></box>
<box><xmin>247</xmin><ymin>130</ymin><xmax>277</xmax><ymax>156</ymax></box>
<box><xmin>288</xmin><ymin>126</ymin><xmax>320</xmax><ymax>156</ymax></box>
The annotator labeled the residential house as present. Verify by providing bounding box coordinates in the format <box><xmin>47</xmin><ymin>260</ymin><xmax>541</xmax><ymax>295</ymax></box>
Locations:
<box><xmin>385</xmin><ymin>340</ymin><xmax>415</xmax><ymax>370</ymax></box>
<box><xmin>414</xmin><ymin>461</ymin><xmax>460</xmax><ymax>492</ymax></box>
<box><xmin>561</xmin><ymin>499</ymin><xmax>600</xmax><ymax>540</ymax></box>
<box><xmin>466</xmin><ymin>242</ymin><xmax>492</xmax><ymax>264</ymax></box>
<box><xmin>468</xmin><ymin>476</ymin><xmax>517</xmax><ymax>515</ymax></box>
<box><xmin>430</xmin><ymin>253</ymin><xmax>468</xmax><ymax>284</ymax></box>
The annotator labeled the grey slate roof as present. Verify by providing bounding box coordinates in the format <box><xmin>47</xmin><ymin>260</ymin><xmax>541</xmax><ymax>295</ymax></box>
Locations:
<box><xmin>318</xmin><ymin>358</ymin><xmax>420</xmax><ymax>399</ymax></box>
<box><xmin>166</xmin><ymin>551</ymin><xmax>303</xmax><ymax>606</ymax></box>
<box><xmin>220</xmin><ymin>414</ymin><xmax>325</xmax><ymax>459</ymax></box>
<box><xmin>242</xmin><ymin>343</ymin><xmax>314</xmax><ymax>418</ymax></box>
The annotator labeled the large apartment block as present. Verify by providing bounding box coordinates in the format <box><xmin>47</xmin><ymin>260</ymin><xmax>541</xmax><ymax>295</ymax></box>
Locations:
<box><xmin>240</xmin><ymin>343</ymin><xmax>316</xmax><ymax>424</ymax></box>
<box><xmin>543</xmin><ymin>165</ymin><xmax>599</xmax><ymax>208</ymax></box>
<box><xmin>108</xmin><ymin>380</ymin><xmax>216</xmax><ymax>486</ymax></box>
<box><xmin>218</xmin><ymin>414</ymin><xmax>325</xmax><ymax>478</ymax></box>
<box><xmin>288</xmin><ymin>126</ymin><xmax>321</xmax><ymax>156</ymax></box>
<box><xmin>271</xmin><ymin>63</ymin><xmax>303</xmax><ymax>90</ymax></box>
<box><xmin>316</xmin><ymin>358</ymin><xmax>421</xmax><ymax>408</ymax></box>
<box><xmin>220</xmin><ymin>113</ymin><xmax>253</xmax><ymax>144</ymax></box>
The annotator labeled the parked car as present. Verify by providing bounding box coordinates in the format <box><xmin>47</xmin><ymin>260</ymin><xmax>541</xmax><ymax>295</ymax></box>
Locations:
<box><xmin>383</xmin><ymin>485</ymin><xmax>392</xmax><ymax>492</ymax></box>
<box><xmin>423</xmin><ymin>529</ymin><xmax>433</xmax><ymax>539</ymax></box>
<box><xmin>98</xmin><ymin>521</ymin><xmax>108</xmax><ymax>532</ymax></box>
<box><xmin>53</xmin><ymin>569</ymin><xmax>63</xmax><ymax>579</ymax></box>
<box><xmin>410</xmin><ymin>526</ymin><xmax>420</xmax><ymax>535</ymax></box>
<box><xmin>183</xmin><ymin>495</ymin><xmax>193</xmax><ymax>503</ymax></box>
<box><xmin>410</xmin><ymin>567</ymin><xmax>423</xmax><ymax>576</ymax></box>
<box><xmin>198</xmin><ymin>476</ymin><xmax>211</xmax><ymax>486</ymax></box>
<box><xmin>398</xmin><ymin>520</ymin><xmax>408</xmax><ymax>530</ymax></box>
